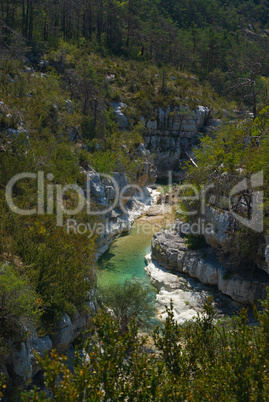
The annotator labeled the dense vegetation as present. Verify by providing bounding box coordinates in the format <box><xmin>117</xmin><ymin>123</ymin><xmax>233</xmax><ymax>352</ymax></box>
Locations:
<box><xmin>0</xmin><ymin>48</ymin><xmax>157</xmax><ymax>351</ymax></box>
<box><xmin>20</xmin><ymin>295</ymin><xmax>269</xmax><ymax>401</ymax></box>
<box><xmin>0</xmin><ymin>61</ymin><xmax>98</xmax><ymax>347</ymax></box>
<box><xmin>0</xmin><ymin>0</ymin><xmax>268</xmax><ymax>110</ymax></box>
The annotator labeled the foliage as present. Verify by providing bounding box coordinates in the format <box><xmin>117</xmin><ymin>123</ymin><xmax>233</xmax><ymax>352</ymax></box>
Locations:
<box><xmin>21</xmin><ymin>294</ymin><xmax>269</xmax><ymax>401</ymax></box>
<box><xmin>21</xmin><ymin>311</ymin><xmax>160</xmax><ymax>402</ymax></box>
<box><xmin>98</xmin><ymin>279</ymin><xmax>156</xmax><ymax>333</ymax></box>
<box><xmin>0</xmin><ymin>2</ymin><xmax>268</xmax><ymax>396</ymax></box>
<box><xmin>0</xmin><ymin>373</ymin><xmax>6</xmax><ymax>401</ymax></box>
<box><xmin>0</xmin><ymin>60</ymin><xmax>98</xmax><ymax>323</ymax></box>
<box><xmin>0</xmin><ymin>264</ymin><xmax>41</xmax><ymax>354</ymax></box>
<box><xmin>0</xmin><ymin>203</ymin><xmax>97</xmax><ymax>321</ymax></box>
<box><xmin>0</xmin><ymin>0</ymin><xmax>268</xmax><ymax>108</ymax></box>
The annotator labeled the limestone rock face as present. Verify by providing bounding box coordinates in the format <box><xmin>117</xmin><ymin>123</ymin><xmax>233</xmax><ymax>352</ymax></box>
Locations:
<box><xmin>65</xmin><ymin>99</ymin><xmax>73</xmax><ymax>114</ymax></box>
<box><xmin>182</xmin><ymin>251</ymin><xmax>219</xmax><ymax>285</ymax></box>
<box><xmin>29</xmin><ymin>335</ymin><xmax>53</xmax><ymax>377</ymax></box>
<box><xmin>145</xmin><ymin>254</ymin><xmax>242</xmax><ymax>325</ymax></box>
<box><xmin>203</xmin><ymin>206</ymin><xmax>269</xmax><ymax>277</ymax></box>
<box><xmin>112</xmin><ymin>172</ymin><xmax>130</xmax><ymax>196</ymax></box>
<box><xmin>95</xmin><ymin>187</ymin><xmax>157</xmax><ymax>259</ymax></box>
<box><xmin>142</xmin><ymin>105</ymin><xmax>212</xmax><ymax>179</ymax></box>
<box><xmin>51</xmin><ymin>312</ymin><xmax>87</xmax><ymax>352</ymax></box>
<box><xmin>88</xmin><ymin>169</ymin><xmax>108</xmax><ymax>207</ymax></box>
<box><xmin>4</xmin><ymin>308</ymin><xmax>93</xmax><ymax>389</ymax></box>
<box><xmin>217</xmin><ymin>273</ymin><xmax>268</xmax><ymax>305</ymax></box>
<box><xmin>9</xmin><ymin>342</ymin><xmax>32</xmax><ymax>384</ymax></box>
<box><xmin>156</xmin><ymin>289</ymin><xmax>200</xmax><ymax>325</ymax></box>
<box><xmin>83</xmin><ymin>164</ymin><xmax>158</xmax><ymax>259</ymax></box>
<box><xmin>145</xmin><ymin>257</ymin><xmax>200</xmax><ymax>324</ymax></box>
<box><xmin>136</xmin><ymin>160</ymin><xmax>157</xmax><ymax>187</ymax></box>
<box><xmin>105</xmin><ymin>185</ymin><xmax>116</xmax><ymax>201</ymax></box>
<box><xmin>137</xmin><ymin>143</ymin><xmax>150</xmax><ymax>157</ymax></box>
<box><xmin>6</xmin><ymin>128</ymin><xmax>20</xmax><ymax>138</ymax></box>
<box><xmin>145</xmin><ymin>257</ymin><xmax>190</xmax><ymax>292</ymax></box>
<box><xmin>150</xmin><ymin>229</ymin><xmax>269</xmax><ymax>305</ymax></box>
<box><xmin>204</xmin><ymin>206</ymin><xmax>231</xmax><ymax>248</ymax></box>
<box><xmin>151</xmin><ymin>229</ymin><xmax>187</xmax><ymax>269</ymax></box>
<box><xmin>147</xmin><ymin>119</ymin><xmax>158</xmax><ymax>131</ymax></box>
<box><xmin>110</xmin><ymin>102</ymin><xmax>128</xmax><ymax>129</ymax></box>
<box><xmin>85</xmin><ymin>167</ymin><xmax>136</xmax><ymax>209</ymax></box>
<box><xmin>67</xmin><ymin>127</ymin><xmax>79</xmax><ymax>141</ymax></box>
<box><xmin>82</xmin><ymin>167</ymin><xmax>153</xmax><ymax>259</ymax></box>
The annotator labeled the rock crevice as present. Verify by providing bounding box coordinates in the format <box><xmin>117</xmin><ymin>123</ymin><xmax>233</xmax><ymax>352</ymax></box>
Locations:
<box><xmin>141</xmin><ymin>105</ymin><xmax>219</xmax><ymax>179</ymax></box>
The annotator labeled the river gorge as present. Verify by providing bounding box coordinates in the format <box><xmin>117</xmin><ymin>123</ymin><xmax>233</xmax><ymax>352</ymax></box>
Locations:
<box><xmin>96</xmin><ymin>193</ymin><xmax>255</xmax><ymax>325</ymax></box>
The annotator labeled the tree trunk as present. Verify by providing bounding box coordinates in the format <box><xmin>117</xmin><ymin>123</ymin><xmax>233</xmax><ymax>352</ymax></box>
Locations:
<box><xmin>97</xmin><ymin>0</ymin><xmax>103</xmax><ymax>43</ymax></box>
<box><xmin>250</xmin><ymin>70</ymin><xmax>257</xmax><ymax>120</ymax></box>
<box><xmin>126</xmin><ymin>0</ymin><xmax>132</xmax><ymax>48</ymax></box>
<box><xmin>250</xmin><ymin>68</ymin><xmax>257</xmax><ymax>120</ymax></box>
<box><xmin>62</xmin><ymin>0</ymin><xmax>66</xmax><ymax>40</ymax></box>
<box><xmin>25</xmin><ymin>0</ymin><xmax>29</xmax><ymax>39</ymax></box>
<box><xmin>28</xmin><ymin>0</ymin><xmax>33</xmax><ymax>40</ymax></box>
<box><xmin>43</xmin><ymin>0</ymin><xmax>48</xmax><ymax>41</ymax></box>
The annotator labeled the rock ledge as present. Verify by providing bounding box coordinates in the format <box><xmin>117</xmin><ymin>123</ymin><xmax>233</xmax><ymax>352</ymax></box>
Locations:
<box><xmin>149</xmin><ymin>229</ymin><xmax>269</xmax><ymax>305</ymax></box>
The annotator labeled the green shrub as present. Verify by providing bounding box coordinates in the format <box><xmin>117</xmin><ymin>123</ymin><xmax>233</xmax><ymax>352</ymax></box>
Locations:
<box><xmin>90</xmin><ymin>149</ymin><xmax>118</xmax><ymax>173</ymax></box>
<box><xmin>0</xmin><ymin>265</ymin><xmax>41</xmax><ymax>345</ymax></box>
<box><xmin>6</xmin><ymin>216</ymin><xmax>97</xmax><ymax>322</ymax></box>
<box><xmin>98</xmin><ymin>279</ymin><xmax>156</xmax><ymax>333</ymax></box>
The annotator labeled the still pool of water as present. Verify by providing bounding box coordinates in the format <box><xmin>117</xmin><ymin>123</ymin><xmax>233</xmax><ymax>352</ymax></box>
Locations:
<box><xmin>97</xmin><ymin>218</ymin><xmax>163</xmax><ymax>288</ymax></box>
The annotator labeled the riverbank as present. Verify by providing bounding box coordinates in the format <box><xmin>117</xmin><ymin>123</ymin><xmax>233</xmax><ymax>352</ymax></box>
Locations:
<box><xmin>145</xmin><ymin>228</ymin><xmax>269</xmax><ymax>324</ymax></box>
<box><xmin>145</xmin><ymin>253</ymin><xmax>243</xmax><ymax>324</ymax></box>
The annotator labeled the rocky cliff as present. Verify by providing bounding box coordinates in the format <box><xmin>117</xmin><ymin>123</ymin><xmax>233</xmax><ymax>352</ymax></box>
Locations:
<box><xmin>149</xmin><ymin>228</ymin><xmax>269</xmax><ymax>306</ymax></box>
<box><xmin>0</xmin><ymin>298</ymin><xmax>97</xmax><ymax>393</ymax></box>
<box><xmin>111</xmin><ymin>102</ymin><xmax>221</xmax><ymax>179</ymax></box>
<box><xmin>142</xmin><ymin>105</ymin><xmax>213</xmax><ymax>179</ymax></box>
<box><xmin>203</xmin><ymin>206</ymin><xmax>269</xmax><ymax>275</ymax></box>
<box><xmin>145</xmin><ymin>253</ymin><xmax>243</xmax><ymax>325</ymax></box>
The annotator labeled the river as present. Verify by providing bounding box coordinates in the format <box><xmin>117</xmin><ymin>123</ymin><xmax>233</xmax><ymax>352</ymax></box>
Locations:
<box><xmin>97</xmin><ymin>216</ymin><xmax>167</xmax><ymax>288</ymax></box>
<box><xmin>97</xmin><ymin>204</ymin><xmax>247</xmax><ymax>324</ymax></box>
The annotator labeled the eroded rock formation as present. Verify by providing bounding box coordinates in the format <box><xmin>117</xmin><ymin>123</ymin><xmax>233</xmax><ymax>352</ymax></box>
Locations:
<box><xmin>149</xmin><ymin>228</ymin><xmax>269</xmax><ymax>306</ymax></box>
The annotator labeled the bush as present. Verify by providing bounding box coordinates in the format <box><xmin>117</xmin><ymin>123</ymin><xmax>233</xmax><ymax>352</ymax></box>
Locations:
<box><xmin>0</xmin><ymin>265</ymin><xmax>41</xmax><ymax>345</ymax></box>
<box><xmin>6</xmin><ymin>216</ymin><xmax>97</xmax><ymax>322</ymax></box>
<box><xmin>98</xmin><ymin>279</ymin><xmax>156</xmax><ymax>333</ymax></box>
<box><xmin>0</xmin><ymin>98</ymin><xmax>97</xmax><ymax>323</ymax></box>
<box><xmin>21</xmin><ymin>311</ymin><xmax>155</xmax><ymax>402</ymax></box>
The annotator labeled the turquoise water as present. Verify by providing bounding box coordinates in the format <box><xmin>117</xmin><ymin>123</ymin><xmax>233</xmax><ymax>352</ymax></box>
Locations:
<box><xmin>97</xmin><ymin>219</ymin><xmax>162</xmax><ymax>288</ymax></box>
